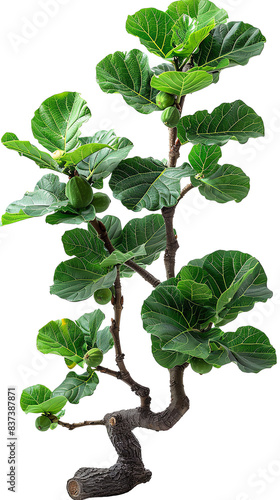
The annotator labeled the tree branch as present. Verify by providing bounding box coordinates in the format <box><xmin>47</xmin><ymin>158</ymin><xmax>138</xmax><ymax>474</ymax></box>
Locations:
<box><xmin>89</xmin><ymin>219</ymin><xmax>161</xmax><ymax>288</ymax></box>
<box><xmin>57</xmin><ymin>419</ymin><xmax>105</xmax><ymax>431</ymax></box>
<box><xmin>177</xmin><ymin>182</ymin><xmax>195</xmax><ymax>204</ymax></box>
<box><xmin>95</xmin><ymin>365</ymin><xmax>121</xmax><ymax>379</ymax></box>
<box><xmin>110</xmin><ymin>267</ymin><xmax>151</xmax><ymax>409</ymax></box>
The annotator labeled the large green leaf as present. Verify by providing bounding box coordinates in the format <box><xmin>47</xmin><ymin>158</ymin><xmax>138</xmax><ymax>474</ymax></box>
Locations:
<box><xmin>142</xmin><ymin>280</ymin><xmax>218</xmax><ymax>359</ymax></box>
<box><xmin>52</xmin><ymin>370</ymin><xmax>99</xmax><ymax>404</ymax></box>
<box><xmin>96</xmin><ymin>49</ymin><xmax>159</xmax><ymax>114</ymax></box>
<box><xmin>37</xmin><ymin>319</ymin><xmax>86</xmax><ymax>363</ymax></box>
<box><xmin>126</xmin><ymin>8</ymin><xmax>174</xmax><ymax>58</ymax></box>
<box><xmin>177</xmin><ymin>279</ymin><xmax>212</xmax><ymax>304</ymax></box>
<box><xmin>166</xmin><ymin>0</ymin><xmax>228</xmax><ymax>28</ymax></box>
<box><xmin>150</xmin><ymin>70</ymin><xmax>213</xmax><ymax>100</ymax></box>
<box><xmin>31</xmin><ymin>92</ymin><xmax>91</xmax><ymax>153</ymax></box>
<box><xmin>96</xmin><ymin>327</ymin><xmax>114</xmax><ymax>354</ymax></box>
<box><xmin>2</xmin><ymin>174</ymin><xmax>67</xmax><ymax>223</ymax></box>
<box><xmin>188</xmin><ymin>144</ymin><xmax>222</xmax><ymax>174</ymax></box>
<box><xmin>119</xmin><ymin>214</ymin><xmax>169</xmax><ymax>266</ymax></box>
<box><xmin>109</xmin><ymin>157</ymin><xmax>194</xmax><ymax>211</ymax></box>
<box><xmin>194</xmin><ymin>22</ymin><xmax>266</xmax><ymax>70</ymax></box>
<box><xmin>20</xmin><ymin>384</ymin><xmax>51</xmax><ymax>411</ymax></box>
<box><xmin>170</xmin><ymin>19</ymin><xmax>215</xmax><ymax>60</ymax></box>
<box><xmin>62</xmin><ymin>227</ymin><xmax>106</xmax><ymax>263</ymax></box>
<box><xmin>1</xmin><ymin>135</ymin><xmax>61</xmax><ymax>172</ymax></box>
<box><xmin>100</xmin><ymin>215</ymin><xmax>123</xmax><ymax>247</ymax></box>
<box><xmin>189</xmin><ymin>250</ymin><xmax>273</xmax><ymax>326</ymax></box>
<box><xmin>76</xmin><ymin>130</ymin><xmax>133</xmax><ymax>183</ymax></box>
<box><xmin>151</xmin><ymin>335</ymin><xmax>190</xmax><ymax>369</ymax></box>
<box><xmin>194</xmin><ymin>164</ymin><xmax>250</xmax><ymax>203</ymax></box>
<box><xmin>61</xmin><ymin>143</ymin><xmax>112</xmax><ymax>168</ymax></box>
<box><xmin>207</xmin><ymin>326</ymin><xmax>276</xmax><ymax>373</ymax></box>
<box><xmin>76</xmin><ymin>309</ymin><xmax>105</xmax><ymax>347</ymax></box>
<box><xmin>50</xmin><ymin>258</ymin><xmax>117</xmax><ymax>302</ymax></box>
<box><xmin>100</xmin><ymin>245</ymin><xmax>146</xmax><ymax>268</ymax></box>
<box><xmin>45</xmin><ymin>204</ymin><xmax>96</xmax><ymax>226</ymax></box>
<box><xmin>178</xmin><ymin>100</ymin><xmax>264</xmax><ymax>145</ymax></box>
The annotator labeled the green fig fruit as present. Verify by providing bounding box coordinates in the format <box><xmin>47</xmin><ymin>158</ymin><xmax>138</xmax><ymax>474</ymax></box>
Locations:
<box><xmin>156</xmin><ymin>91</ymin><xmax>175</xmax><ymax>110</ymax></box>
<box><xmin>190</xmin><ymin>358</ymin><xmax>213</xmax><ymax>375</ymax></box>
<box><xmin>35</xmin><ymin>415</ymin><xmax>51</xmax><ymax>432</ymax></box>
<box><xmin>161</xmin><ymin>106</ymin><xmax>181</xmax><ymax>128</ymax></box>
<box><xmin>94</xmin><ymin>288</ymin><xmax>112</xmax><ymax>305</ymax></box>
<box><xmin>65</xmin><ymin>176</ymin><xmax>94</xmax><ymax>209</ymax></box>
<box><xmin>84</xmin><ymin>348</ymin><xmax>104</xmax><ymax>367</ymax></box>
<box><xmin>91</xmin><ymin>192</ymin><xmax>111</xmax><ymax>213</ymax></box>
<box><xmin>52</xmin><ymin>149</ymin><xmax>64</xmax><ymax>160</ymax></box>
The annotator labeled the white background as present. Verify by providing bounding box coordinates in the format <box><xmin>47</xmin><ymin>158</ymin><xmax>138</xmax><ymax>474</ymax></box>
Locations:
<box><xmin>0</xmin><ymin>1</ymin><xmax>280</xmax><ymax>499</ymax></box>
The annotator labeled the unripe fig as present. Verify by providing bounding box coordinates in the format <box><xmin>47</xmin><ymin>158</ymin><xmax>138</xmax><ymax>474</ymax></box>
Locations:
<box><xmin>94</xmin><ymin>288</ymin><xmax>112</xmax><ymax>305</ymax></box>
<box><xmin>65</xmin><ymin>176</ymin><xmax>94</xmax><ymax>209</ymax></box>
<box><xmin>161</xmin><ymin>106</ymin><xmax>181</xmax><ymax>128</ymax></box>
<box><xmin>35</xmin><ymin>415</ymin><xmax>51</xmax><ymax>431</ymax></box>
<box><xmin>156</xmin><ymin>91</ymin><xmax>175</xmax><ymax>110</ymax></box>
<box><xmin>84</xmin><ymin>348</ymin><xmax>104</xmax><ymax>367</ymax></box>
<box><xmin>52</xmin><ymin>149</ymin><xmax>64</xmax><ymax>160</ymax></box>
<box><xmin>191</xmin><ymin>358</ymin><xmax>213</xmax><ymax>375</ymax></box>
<box><xmin>91</xmin><ymin>192</ymin><xmax>111</xmax><ymax>213</ymax></box>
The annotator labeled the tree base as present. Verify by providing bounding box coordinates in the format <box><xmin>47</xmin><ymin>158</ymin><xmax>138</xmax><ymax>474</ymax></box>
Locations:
<box><xmin>67</xmin><ymin>463</ymin><xmax>152</xmax><ymax>499</ymax></box>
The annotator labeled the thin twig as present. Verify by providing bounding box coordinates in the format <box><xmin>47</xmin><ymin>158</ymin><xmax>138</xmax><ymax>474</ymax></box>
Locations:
<box><xmin>95</xmin><ymin>365</ymin><xmax>121</xmax><ymax>379</ymax></box>
<box><xmin>57</xmin><ymin>419</ymin><xmax>105</xmax><ymax>431</ymax></box>
<box><xmin>176</xmin><ymin>183</ymin><xmax>195</xmax><ymax>204</ymax></box>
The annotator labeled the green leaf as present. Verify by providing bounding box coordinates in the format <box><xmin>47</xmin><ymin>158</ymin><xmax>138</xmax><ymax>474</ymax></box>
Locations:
<box><xmin>166</xmin><ymin>0</ymin><xmax>199</xmax><ymax>21</ymax></box>
<box><xmin>152</xmin><ymin>63</ymin><xmax>175</xmax><ymax>76</ymax></box>
<box><xmin>166</xmin><ymin>1</ymin><xmax>228</xmax><ymax>28</ymax></box>
<box><xmin>31</xmin><ymin>91</ymin><xmax>91</xmax><ymax>153</ymax></box>
<box><xmin>100</xmin><ymin>215</ymin><xmax>123</xmax><ymax>247</ymax></box>
<box><xmin>96</xmin><ymin>327</ymin><xmax>114</xmax><ymax>354</ymax></box>
<box><xmin>142</xmin><ymin>280</ymin><xmax>218</xmax><ymax>359</ymax></box>
<box><xmin>45</xmin><ymin>204</ymin><xmax>96</xmax><ymax>226</ymax></box>
<box><xmin>151</xmin><ymin>335</ymin><xmax>190</xmax><ymax>369</ymax></box>
<box><xmin>4</xmin><ymin>174</ymin><xmax>67</xmax><ymax>221</ymax></box>
<box><xmin>100</xmin><ymin>245</ymin><xmax>146</xmax><ymax>268</ymax></box>
<box><xmin>194</xmin><ymin>21</ymin><xmax>266</xmax><ymax>70</ymax></box>
<box><xmin>177</xmin><ymin>100</ymin><xmax>264</xmax><ymax>145</ymax></box>
<box><xmin>109</xmin><ymin>157</ymin><xmax>194</xmax><ymax>211</ymax></box>
<box><xmin>25</xmin><ymin>396</ymin><xmax>67</xmax><ymax>415</ymax></box>
<box><xmin>76</xmin><ymin>131</ymin><xmax>133</xmax><ymax>183</ymax></box>
<box><xmin>1</xmin><ymin>210</ymin><xmax>32</xmax><ymax>226</ymax></box>
<box><xmin>37</xmin><ymin>319</ymin><xmax>86</xmax><ymax>363</ymax></box>
<box><xmin>52</xmin><ymin>370</ymin><xmax>99</xmax><ymax>404</ymax></box>
<box><xmin>150</xmin><ymin>70</ymin><xmax>213</xmax><ymax>100</ymax></box>
<box><xmin>1</xmin><ymin>136</ymin><xmax>61</xmax><ymax>171</ymax></box>
<box><xmin>61</xmin><ymin>143</ymin><xmax>112</xmax><ymax>167</ymax></box>
<box><xmin>96</xmin><ymin>49</ymin><xmax>159</xmax><ymax>114</ymax></box>
<box><xmin>189</xmin><ymin>250</ymin><xmax>273</xmax><ymax>326</ymax></box>
<box><xmin>177</xmin><ymin>279</ymin><xmax>212</xmax><ymax>304</ymax></box>
<box><xmin>76</xmin><ymin>310</ymin><xmax>105</xmax><ymax>347</ymax></box>
<box><xmin>62</xmin><ymin>227</ymin><xmax>107</xmax><ymax>263</ymax></box>
<box><xmin>189</xmin><ymin>144</ymin><xmax>222</xmax><ymax>175</ymax></box>
<box><xmin>119</xmin><ymin>214</ymin><xmax>169</xmax><ymax>266</ymax></box>
<box><xmin>210</xmin><ymin>326</ymin><xmax>277</xmax><ymax>373</ymax></box>
<box><xmin>195</xmin><ymin>164</ymin><xmax>250</xmax><ymax>203</ymax></box>
<box><xmin>170</xmin><ymin>20</ymin><xmax>215</xmax><ymax>60</ymax></box>
<box><xmin>126</xmin><ymin>8</ymin><xmax>174</xmax><ymax>59</ymax></box>
<box><xmin>50</xmin><ymin>258</ymin><xmax>117</xmax><ymax>302</ymax></box>
<box><xmin>20</xmin><ymin>384</ymin><xmax>51</xmax><ymax>412</ymax></box>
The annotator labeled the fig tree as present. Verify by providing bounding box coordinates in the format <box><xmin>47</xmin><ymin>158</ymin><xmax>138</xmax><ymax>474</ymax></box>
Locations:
<box><xmin>65</xmin><ymin>176</ymin><xmax>94</xmax><ymax>209</ymax></box>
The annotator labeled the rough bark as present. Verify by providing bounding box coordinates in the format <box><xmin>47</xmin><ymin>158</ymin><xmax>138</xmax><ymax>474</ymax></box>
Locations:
<box><xmin>66</xmin><ymin>365</ymin><xmax>189</xmax><ymax>499</ymax></box>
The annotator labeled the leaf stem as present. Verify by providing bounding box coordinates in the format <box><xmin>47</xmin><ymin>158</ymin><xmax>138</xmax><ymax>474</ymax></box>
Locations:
<box><xmin>57</xmin><ymin>419</ymin><xmax>105</xmax><ymax>431</ymax></box>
